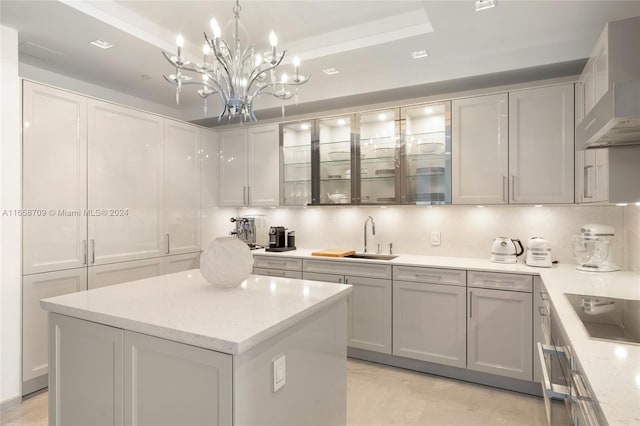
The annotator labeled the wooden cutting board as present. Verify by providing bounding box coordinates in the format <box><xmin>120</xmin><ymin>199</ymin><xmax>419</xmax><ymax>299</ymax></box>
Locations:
<box><xmin>311</xmin><ymin>249</ymin><xmax>356</xmax><ymax>258</ymax></box>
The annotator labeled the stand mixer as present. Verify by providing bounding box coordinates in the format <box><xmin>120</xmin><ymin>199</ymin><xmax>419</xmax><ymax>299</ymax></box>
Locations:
<box><xmin>572</xmin><ymin>224</ymin><xmax>620</xmax><ymax>272</ymax></box>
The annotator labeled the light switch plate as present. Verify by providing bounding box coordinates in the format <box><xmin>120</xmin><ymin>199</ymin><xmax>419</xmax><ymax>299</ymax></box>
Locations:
<box><xmin>431</xmin><ymin>231</ymin><xmax>441</xmax><ymax>246</ymax></box>
<box><xmin>273</xmin><ymin>354</ymin><xmax>286</xmax><ymax>392</ymax></box>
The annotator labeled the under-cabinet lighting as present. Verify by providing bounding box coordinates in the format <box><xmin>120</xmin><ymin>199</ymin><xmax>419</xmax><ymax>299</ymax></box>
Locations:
<box><xmin>534</xmin><ymin>205</ymin><xmax>543</xmax><ymax>208</ymax></box>
<box><xmin>410</xmin><ymin>49</ymin><xmax>429</xmax><ymax>59</ymax></box>
<box><xmin>616</xmin><ymin>203</ymin><xmax>628</xmax><ymax>207</ymax></box>
<box><xmin>615</xmin><ymin>346</ymin><xmax>628</xmax><ymax>359</ymax></box>
<box><xmin>378</xmin><ymin>113</ymin><xmax>387</xmax><ymax>121</ymax></box>
<box><xmin>90</xmin><ymin>39</ymin><xmax>114</xmax><ymax>49</ymax></box>
<box><xmin>337</xmin><ymin>119</ymin><xmax>346</xmax><ymax>126</ymax></box>
<box><xmin>300</xmin><ymin>123</ymin><xmax>310</xmax><ymax>130</ymax></box>
<box><xmin>424</xmin><ymin>107</ymin><xmax>433</xmax><ymax>115</ymax></box>
<box><xmin>476</xmin><ymin>205</ymin><xmax>485</xmax><ymax>208</ymax></box>
<box><xmin>323</xmin><ymin>67</ymin><xmax>340</xmax><ymax>75</ymax></box>
<box><xmin>475</xmin><ymin>0</ymin><xmax>496</xmax><ymax>11</ymax></box>
<box><xmin>636</xmin><ymin>202</ymin><xmax>640</xmax><ymax>206</ymax></box>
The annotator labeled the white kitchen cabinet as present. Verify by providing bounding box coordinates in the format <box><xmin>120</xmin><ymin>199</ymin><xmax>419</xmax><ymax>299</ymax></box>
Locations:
<box><xmin>577</xmin><ymin>148</ymin><xmax>609</xmax><ymax>203</ymax></box>
<box><xmin>161</xmin><ymin>252</ymin><xmax>200</xmax><ymax>275</ymax></box>
<box><xmin>452</xmin><ymin>94</ymin><xmax>509</xmax><ymax>204</ymax></box>
<box><xmin>22</xmin><ymin>268</ymin><xmax>87</xmax><ymax>394</ymax></box>
<box><xmin>218</xmin><ymin>125</ymin><xmax>279</xmax><ymax>206</ymax></box>
<box><xmin>22</xmin><ymin>81</ymin><xmax>88</xmax><ymax>274</ymax></box>
<box><xmin>467</xmin><ymin>271</ymin><xmax>533</xmax><ymax>381</ymax></box>
<box><xmin>48</xmin><ymin>313</ymin><xmax>124</xmax><ymax>426</ymax></box>
<box><xmin>393</xmin><ymin>267</ymin><xmax>466</xmax><ymax>368</ymax></box>
<box><xmin>253</xmin><ymin>255</ymin><xmax>303</xmax><ymax>279</ymax></box>
<box><xmin>123</xmin><ymin>330</ymin><xmax>232</xmax><ymax>426</ymax></box>
<box><xmin>508</xmin><ymin>84</ymin><xmax>574</xmax><ymax>204</ymax></box>
<box><xmin>303</xmin><ymin>260</ymin><xmax>392</xmax><ymax>354</ymax></box>
<box><xmin>88</xmin><ymin>257</ymin><xmax>163</xmax><ymax>290</ymax></box>
<box><xmin>200</xmin><ymin>129</ymin><xmax>219</xmax><ymax>247</ymax></box>
<box><xmin>164</xmin><ymin>119</ymin><xmax>200</xmax><ymax>254</ymax></box>
<box><xmin>88</xmin><ymin>99</ymin><xmax>165</xmax><ymax>264</ymax></box>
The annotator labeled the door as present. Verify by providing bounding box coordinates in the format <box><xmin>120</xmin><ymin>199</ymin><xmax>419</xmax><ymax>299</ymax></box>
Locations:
<box><xmin>509</xmin><ymin>84</ymin><xmax>574</xmax><ymax>204</ymax></box>
<box><xmin>318</xmin><ymin>115</ymin><xmax>354</xmax><ymax>204</ymax></box>
<box><xmin>22</xmin><ymin>268</ymin><xmax>87</xmax><ymax>394</ymax></box>
<box><xmin>218</xmin><ymin>128</ymin><xmax>248</xmax><ymax>206</ymax></box>
<box><xmin>49</xmin><ymin>314</ymin><xmax>124</xmax><ymax>426</ymax></box>
<box><xmin>247</xmin><ymin>124</ymin><xmax>279</xmax><ymax>206</ymax></box>
<box><xmin>88</xmin><ymin>257</ymin><xmax>163</xmax><ymax>290</ymax></box>
<box><xmin>393</xmin><ymin>281</ymin><xmax>466</xmax><ymax>368</ymax></box>
<box><xmin>88</xmin><ymin>99</ymin><xmax>165</xmax><ymax>264</ymax></box>
<box><xmin>123</xmin><ymin>331</ymin><xmax>232</xmax><ymax>426</ymax></box>
<box><xmin>467</xmin><ymin>287</ymin><xmax>533</xmax><ymax>381</ymax></box>
<box><xmin>346</xmin><ymin>275</ymin><xmax>392</xmax><ymax>354</ymax></box>
<box><xmin>164</xmin><ymin>119</ymin><xmax>200</xmax><ymax>254</ymax></box>
<box><xmin>452</xmin><ymin>94</ymin><xmax>508</xmax><ymax>204</ymax></box>
<box><xmin>281</xmin><ymin>121</ymin><xmax>314</xmax><ymax>206</ymax></box>
<box><xmin>22</xmin><ymin>81</ymin><xmax>88</xmax><ymax>274</ymax></box>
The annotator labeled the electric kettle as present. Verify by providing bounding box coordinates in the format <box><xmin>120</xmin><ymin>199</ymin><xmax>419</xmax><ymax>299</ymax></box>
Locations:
<box><xmin>490</xmin><ymin>237</ymin><xmax>524</xmax><ymax>264</ymax></box>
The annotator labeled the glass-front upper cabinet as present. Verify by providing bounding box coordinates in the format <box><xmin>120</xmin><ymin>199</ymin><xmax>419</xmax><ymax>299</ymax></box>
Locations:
<box><xmin>318</xmin><ymin>115</ymin><xmax>354</xmax><ymax>204</ymax></box>
<box><xmin>401</xmin><ymin>102</ymin><xmax>452</xmax><ymax>205</ymax></box>
<box><xmin>358</xmin><ymin>109</ymin><xmax>400</xmax><ymax>204</ymax></box>
<box><xmin>281</xmin><ymin>121</ymin><xmax>313</xmax><ymax>206</ymax></box>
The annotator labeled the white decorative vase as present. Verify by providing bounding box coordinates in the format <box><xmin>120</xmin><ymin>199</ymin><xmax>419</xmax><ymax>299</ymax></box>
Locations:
<box><xmin>200</xmin><ymin>237</ymin><xmax>254</xmax><ymax>288</ymax></box>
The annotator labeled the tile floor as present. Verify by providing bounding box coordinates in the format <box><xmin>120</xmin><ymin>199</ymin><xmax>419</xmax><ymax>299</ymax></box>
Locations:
<box><xmin>1</xmin><ymin>359</ymin><xmax>547</xmax><ymax>426</ymax></box>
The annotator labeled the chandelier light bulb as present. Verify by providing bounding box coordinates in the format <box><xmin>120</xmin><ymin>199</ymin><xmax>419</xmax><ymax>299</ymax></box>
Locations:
<box><xmin>281</xmin><ymin>73</ymin><xmax>288</xmax><ymax>84</ymax></box>
<box><xmin>293</xmin><ymin>56</ymin><xmax>300</xmax><ymax>67</ymax></box>
<box><xmin>210</xmin><ymin>18</ymin><xmax>221</xmax><ymax>38</ymax></box>
<box><xmin>202</xmin><ymin>44</ymin><xmax>210</xmax><ymax>55</ymax></box>
<box><xmin>176</xmin><ymin>34</ymin><xmax>184</xmax><ymax>48</ymax></box>
<box><xmin>255</xmin><ymin>54</ymin><xmax>262</xmax><ymax>67</ymax></box>
<box><xmin>269</xmin><ymin>31</ymin><xmax>278</xmax><ymax>47</ymax></box>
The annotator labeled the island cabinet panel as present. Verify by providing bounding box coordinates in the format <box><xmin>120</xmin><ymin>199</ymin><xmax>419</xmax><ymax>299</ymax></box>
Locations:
<box><xmin>49</xmin><ymin>313</ymin><xmax>124</xmax><ymax>426</ymax></box>
<box><xmin>393</xmin><ymin>280</ymin><xmax>467</xmax><ymax>368</ymax></box>
<box><xmin>124</xmin><ymin>331</ymin><xmax>232</xmax><ymax>426</ymax></box>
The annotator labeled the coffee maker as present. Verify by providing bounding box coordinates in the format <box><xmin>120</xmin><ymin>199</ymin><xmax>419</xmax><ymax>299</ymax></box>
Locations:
<box><xmin>230</xmin><ymin>217</ymin><xmax>257</xmax><ymax>248</ymax></box>
<box><xmin>266</xmin><ymin>226</ymin><xmax>296</xmax><ymax>252</ymax></box>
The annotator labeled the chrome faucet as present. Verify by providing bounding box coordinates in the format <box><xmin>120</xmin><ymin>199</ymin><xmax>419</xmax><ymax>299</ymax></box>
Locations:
<box><xmin>363</xmin><ymin>216</ymin><xmax>376</xmax><ymax>253</ymax></box>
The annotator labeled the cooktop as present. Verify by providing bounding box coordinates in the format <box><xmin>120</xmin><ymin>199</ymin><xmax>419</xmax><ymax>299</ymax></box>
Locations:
<box><xmin>565</xmin><ymin>293</ymin><xmax>640</xmax><ymax>345</ymax></box>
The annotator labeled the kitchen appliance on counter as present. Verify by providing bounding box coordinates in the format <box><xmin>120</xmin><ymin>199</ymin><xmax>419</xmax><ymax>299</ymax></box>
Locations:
<box><xmin>490</xmin><ymin>237</ymin><xmax>524</xmax><ymax>264</ymax></box>
<box><xmin>230</xmin><ymin>217</ymin><xmax>259</xmax><ymax>249</ymax></box>
<box><xmin>572</xmin><ymin>224</ymin><xmax>620</xmax><ymax>272</ymax></box>
<box><xmin>525</xmin><ymin>237</ymin><xmax>552</xmax><ymax>268</ymax></box>
<box><xmin>266</xmin><ymin>226</ymin><xmax>296</xmax><ymax>252</ymax></box>
<box><xmin>565</xmin><ymin>293</ymin><xmax>640</xmax><ymax>344</ymax></box>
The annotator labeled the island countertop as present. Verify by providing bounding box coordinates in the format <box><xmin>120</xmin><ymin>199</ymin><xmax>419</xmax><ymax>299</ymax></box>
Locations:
<box><xmin>41</xmin><ymin>270</ymin><xmax>352</xmax><ymax>355</ymax></box>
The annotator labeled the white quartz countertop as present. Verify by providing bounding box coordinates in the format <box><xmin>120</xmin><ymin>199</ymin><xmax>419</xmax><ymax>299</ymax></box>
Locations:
<box><xmin>40</xmin><ymin>270</ymin><xmax>351</xmax><ymax>355</ymax></box>
<box><xmin>255</xmin><ymin>248</ymin><xmax>640</xmax><ymax>424</ymax></box>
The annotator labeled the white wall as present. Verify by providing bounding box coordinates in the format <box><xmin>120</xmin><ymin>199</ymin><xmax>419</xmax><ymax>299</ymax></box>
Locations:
<box><xmin>623</xmin><ymin>205</ymin><xmax>640</xmax><ymax>273</ymax></box>
<box><xmin>19</xmin><ymin>63</ymin><xmax>182</xmax><ymax>119</ymax></box>
<box><xmin>230</xmin><ymin>205</ymin><xmax>626</xmax><ymax>267</ymax></box>
<box><xmin>0</xmin><ymin>24</ymin><xmax>23</xmax><ymax>407</ymax></box>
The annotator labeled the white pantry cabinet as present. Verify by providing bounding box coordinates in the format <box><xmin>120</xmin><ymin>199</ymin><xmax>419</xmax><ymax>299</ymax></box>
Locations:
<box><xmin>303</xmin><ymin>259</ymin><xmax>392</xmax><ymax>354</ymax></box>
<box><xmin>22</xmin><ymin>268</ymin><xmax>87</xmax><ymax>394</ymax></box>
<box><xmin>88</xmin><ymin>99</ymin><xmax>166</xmax><ymax>264</ymax></box>
<box><xmin>508</xmin><ymin>84</ymin><xmax>574</xmax><ymax>204</ymax></box>
<box><xmin>467</xmin><ymin>271</ymin><xmax>533</xmax><ymax>381</ymax></box>
<box><xmin>392</xmin><ymin>266</ymin><xmax>467</xmax><ymax>368</ymax></box>
<box><xmin>452</xmin><ymin>93</ymin><xmax>509</xmax><ymax>204</ymax></box>
<box><xmin>164</xmin><ymin>119</ymin><xmax>201</xmax><ymax>254</ymax></box>
<box><xmin>218</xmin><ymin>125</ymin><xmax>279</xmax><ymax>206</ymax></box>
<box><xmin>22</xmin><ymin>81</ymin><xmax>88</xmax><ymax>274</ymax></box>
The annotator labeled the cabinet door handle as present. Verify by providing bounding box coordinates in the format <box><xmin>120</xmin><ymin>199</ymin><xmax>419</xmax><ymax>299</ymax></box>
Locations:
<box><xmin>166</xmin><ymin>233</ymin><xmax>170</xmax><ymax>254</ymax></box>
<box><xmin>344</xmin><ymin>278</ymin><xmax>349</xmax><ymax>284</ymax></box>
<box><xmin>502</xmin><ymin>176</ymin><xmax>507</xmax><ymax>202</ymax></box>
<box><xmin>83</xmin><ymin>240</ymin><xmax>87</xmax><ymax>265</ymax></box>
<box><xmin>90</xmin><ymin>239</ymin><xmax>95</xmax><ymax>264</ymax></box>
<box><xmin>243</xmin><ymin>186</ymin><xmax>247</xmax><ymax>205</ymax></box>
<box><xmin>511</xmin><ymin>175</ymin><xmax>516</xmax><ymax>201</ymax></box>
<box><xmin>469</xmin><ymin>291</ymin><xmax>473</xmax><ymax>318</ymax></box>
<box><xmin>583</xmin><ymin>165</ymin><xmax>593</xmax><ymax>199</ymax></box>
<box><xmin>338</xmin><ymin>277</ymin><xmax>343</xmax><ymax>284</ymax></box>
<box><xmin>267</xmin><ymin>261</ymin><xmax>287</xmax><ymax>266</ymax></box>
<box><xmin>415</xmin><ymin>274</ymin><xmax>441</xmax><ymax>281</ymax></box>
<box><xmin>247</xmin><ymin>186</ymin><xmax>251</xmax><ymax>204</ymax></box>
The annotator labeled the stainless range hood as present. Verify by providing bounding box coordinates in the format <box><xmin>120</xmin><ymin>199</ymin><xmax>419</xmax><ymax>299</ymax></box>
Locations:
<box><xmin>576</xmin><ymin>80</ymin><xmax>640</xmax><ymax>150</ymax></box>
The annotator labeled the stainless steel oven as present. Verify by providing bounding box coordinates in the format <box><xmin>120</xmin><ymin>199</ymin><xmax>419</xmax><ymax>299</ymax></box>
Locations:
<box><xmin>537</xmin><ymin>289</ymin><xmax>602</xmax><ymax>425</ymax></box>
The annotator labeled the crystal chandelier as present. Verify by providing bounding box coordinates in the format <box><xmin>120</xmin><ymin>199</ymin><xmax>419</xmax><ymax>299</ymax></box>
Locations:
<box><xmin>162</xmin><ymin>0</ymin><xmax>309</xmax><ymax>123</ymax></box>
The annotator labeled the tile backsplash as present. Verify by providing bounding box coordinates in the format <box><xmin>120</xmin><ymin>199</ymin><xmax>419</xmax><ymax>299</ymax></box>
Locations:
<box><xmin>206</xmin><ymin>205</ymin><xmax>629</xmax><ymax>269</ymax></box>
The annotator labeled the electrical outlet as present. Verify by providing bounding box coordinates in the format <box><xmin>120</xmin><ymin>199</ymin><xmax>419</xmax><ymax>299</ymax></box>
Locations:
<box><xmin>273</xmin><ymin>354</ymin><xmax>286</xmax><ymax>392</ymax></box>
<box><xmin>430</xmin><ymin>231</ymin><xmax>441</xmax><ymax>246</ymax></box>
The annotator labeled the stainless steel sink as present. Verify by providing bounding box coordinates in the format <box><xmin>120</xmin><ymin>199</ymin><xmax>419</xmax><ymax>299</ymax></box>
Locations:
<box><xmin>345</xmin><ymin>253</ymin><xmax>398</xmax><ymax>261</ymax></box>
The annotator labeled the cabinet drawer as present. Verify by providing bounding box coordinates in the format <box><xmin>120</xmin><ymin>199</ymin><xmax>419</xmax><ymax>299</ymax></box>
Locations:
<box><xmin>393</xmin><ymin>266</ymin><xmax>466</xmax><ymax>287</ymax></box>
<box><xmin>303</xmin><ymin>259</ymin><xmax>392</xmax><ymax>280</ymax></box>
<box><xmin>253</xmin><ymin>255</ymin><xmax>302</xmax><ymax>271</ymax></box>
<box><xmin>468</xmin><ymin>271</ymin><xmax>532</xmax><ymax>292</ymax></box>
<box><xmin>253</xmin><ymin>267</ymin><xmax>302</xmax><ymax>279</ymax></box>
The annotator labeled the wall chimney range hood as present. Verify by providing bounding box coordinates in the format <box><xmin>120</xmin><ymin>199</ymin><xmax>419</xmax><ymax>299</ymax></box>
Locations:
<box><xmin>576</xmin><ymin>16</ymin><xmax>640</xmax><ymax>151</ymax></box>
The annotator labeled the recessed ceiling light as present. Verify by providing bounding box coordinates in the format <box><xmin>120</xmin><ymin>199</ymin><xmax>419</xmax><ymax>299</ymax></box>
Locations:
<box><xmin>410</xmin><ymin>50</ymin><xmax>429</xmax><ymax>59</ymax></box>
<box><xmin>323</xmin><ymin>67</ymin><xmax>340</xmax><ymax>75</ymax></box>
<box><xmin>300</xmin><ymin>123</ymin><xmax>310</xmax><ymax>130</ymax></box>
<box><xmin>90</xmin><ymin>39</ymin><xmax>114</xmax><ymax>49</ymax></box>
<box><xmin>475</xmin><ymin>0</ymin><xmax>496</xmax><ymax>11</ymax></box>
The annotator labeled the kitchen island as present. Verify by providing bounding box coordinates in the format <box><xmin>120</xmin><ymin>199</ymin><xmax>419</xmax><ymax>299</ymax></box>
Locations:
<box><xmin>40</xmin><ymin>270</ymin><xmax>351</xmax><ymax>426</ymax></box>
